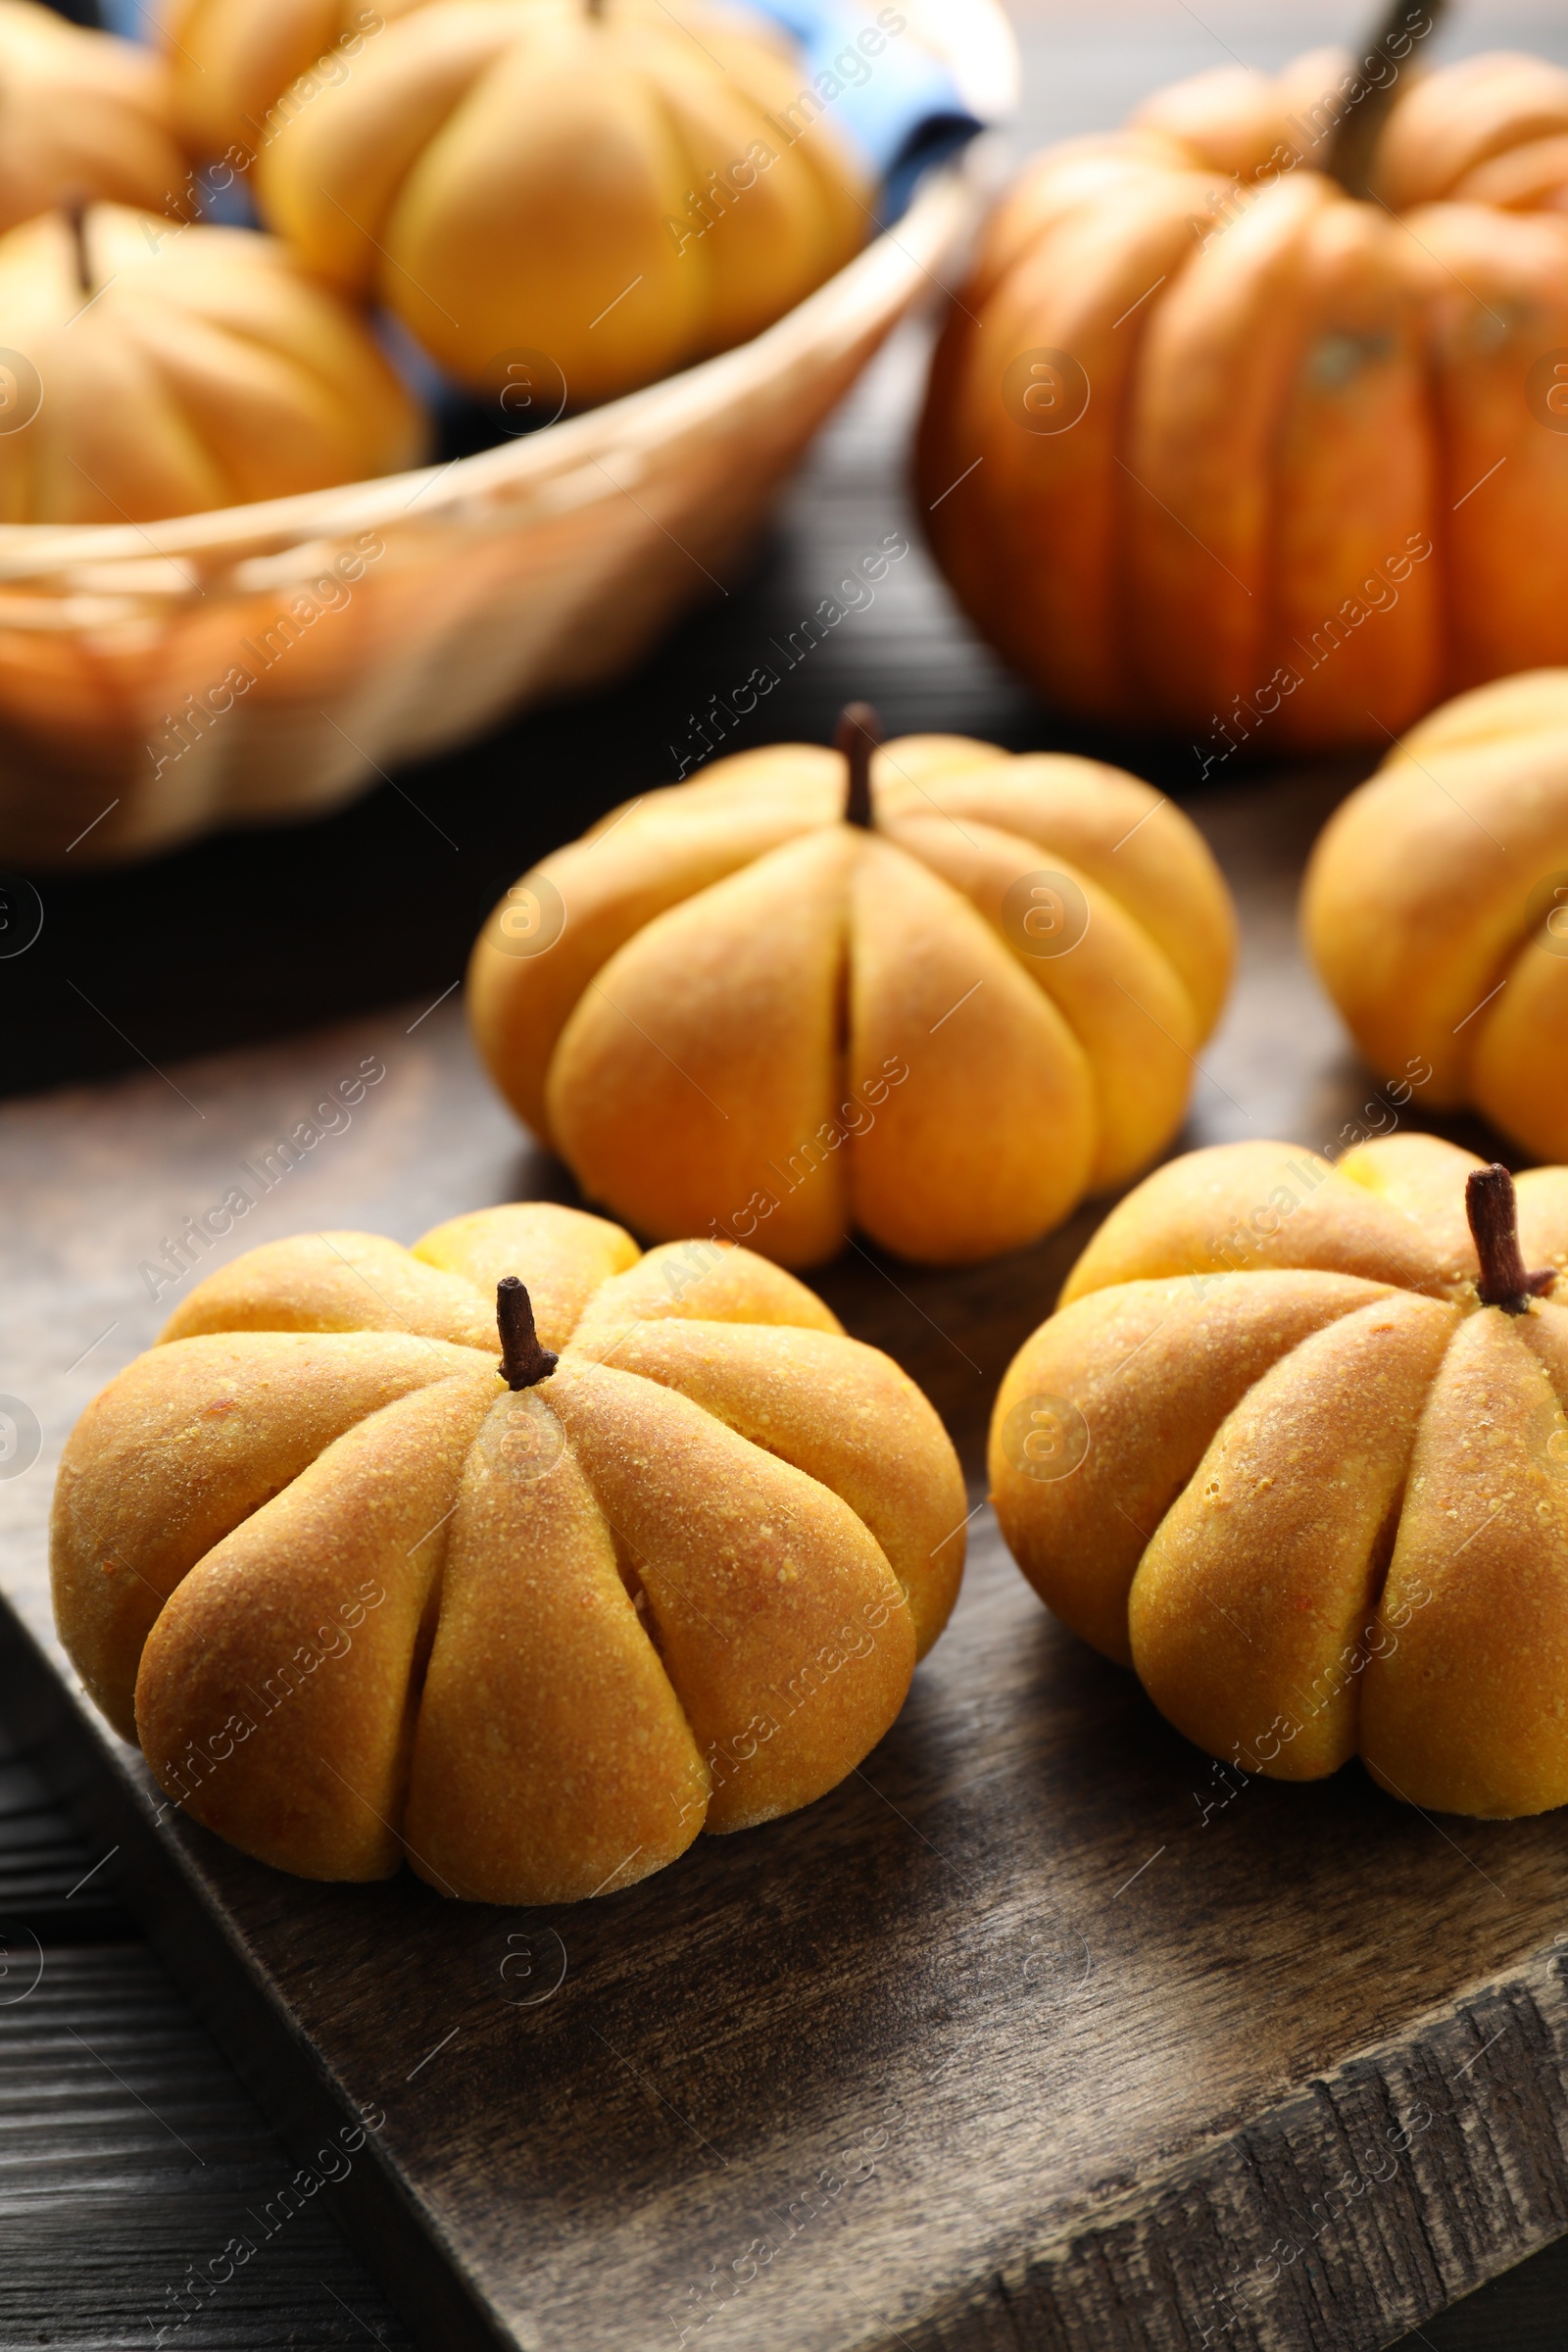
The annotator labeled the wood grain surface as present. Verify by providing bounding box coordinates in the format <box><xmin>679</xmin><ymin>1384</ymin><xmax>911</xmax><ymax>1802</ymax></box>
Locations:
<box><xmin>8</xmin><ymin>8</ymin><xmax>1568</xmax><ymax>2351</ymax></box>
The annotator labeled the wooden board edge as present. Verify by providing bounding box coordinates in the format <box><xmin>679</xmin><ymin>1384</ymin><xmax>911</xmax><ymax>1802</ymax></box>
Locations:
<box><xmin>0</xmin><ymin>1586</ymin><xmax>512</xmax><ymax>2352</ymax></box>
<box><xmin>9</xmin><ymin>1571</ymin><xmax>1568</xmax><ymax>2352</ymax></box>
<box><xmin>903</xmin><ymin>1957</ymin><xmax>1568</xmax><ymax>2351</ymax></box>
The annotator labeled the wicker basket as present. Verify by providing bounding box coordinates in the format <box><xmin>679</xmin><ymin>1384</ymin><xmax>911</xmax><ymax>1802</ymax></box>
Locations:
<box><xmin>0</xmin><ymin>0</ymin><xmax>1016</xmax><ymax>867</ymax></box>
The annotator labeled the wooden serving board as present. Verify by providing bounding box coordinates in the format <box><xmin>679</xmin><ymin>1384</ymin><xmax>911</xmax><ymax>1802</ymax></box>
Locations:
<box><xmin>5</xmin><ymin>763</ymin><xmax>1568</xmax><ymax>2352</ymax></box>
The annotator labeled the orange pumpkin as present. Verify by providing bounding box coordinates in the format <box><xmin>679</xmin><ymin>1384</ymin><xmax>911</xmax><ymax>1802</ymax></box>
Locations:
<box><xmin>917</xmin><ymin>39</ymin><xmax>1568</xmax><ymax>754</ymax></box>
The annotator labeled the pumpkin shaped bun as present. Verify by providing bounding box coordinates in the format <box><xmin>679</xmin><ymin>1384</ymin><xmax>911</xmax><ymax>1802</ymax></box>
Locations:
<box><xmin>253</xmin><ymin>0</ymin><xmax>869</xmax><ymax>407</ymax></box>
<box><xmin>1304</xmin><ymin>669</ymin><xmax>1568</xmax><ymax>1166</ymax></box>
<box><xmin>160</xmin><ymin>0</ymin><xmax>425</xmax><ymax>162</ymax></box>
<box><xmin>918</xmin><ymin>42</ymin><xmax>1568</xmax><ymax>748</ymax></box>
<box><xmin>51</xmin><ymin>1203</ymin><xmax>965</xmax><ymax>1903</ymax></box>
<box><xmin>0</xmin><ymin>0</ymin><xmax>184</xmax><ymax>236</ymax></box>
<box><xmin>467</xmin><ymin>710</ymin><xmax>1237</xmax><ymax>1269</ymax></box>
<box><xmin>991</xmin><ymin>1133</ymin><xmax>1568</xmax><ymax>1819</ymax></box>
<box><xmin>0</xmin><ymin>205</ymin><xmax>426</xmax><ymax>524</ymax></box>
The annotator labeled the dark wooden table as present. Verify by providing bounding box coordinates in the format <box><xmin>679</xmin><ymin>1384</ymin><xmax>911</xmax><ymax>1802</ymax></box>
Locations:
<box><xmin>8</xmin><ymin>7</ymin><xmax>1568</xmax><ymax>2349</ymax></box>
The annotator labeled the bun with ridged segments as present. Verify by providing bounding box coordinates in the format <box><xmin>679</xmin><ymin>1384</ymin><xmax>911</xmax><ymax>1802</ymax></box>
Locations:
<box><xmin>467</xmin><ymin>710</ymin><xmax>1236</xmax><ymax>1268</ymax></box>
<box><xmin>990</xmin><ymin>1133</ymin><xmax>1568</xmax><ymax>1819</ymax></box>
<box><xmin>250</xmin><ymin>0</ymin><xmax>870</xmax><ymax>409</ymax></box>
<box><xmin>0</xmin><ymin>0</ymin><xmax>183</xmax><ymax>235</ymax></box>
<box><xmin>1304</xmin><ymin>669</ymin><xmax>1568</xmax><ymax>1163</ymax></box>
<box><xmin>52</xmin><ymin>1201</ymin><xmax>964</xmax><ymax>1902</ymax></box>
<box><xmin>0</xmin><ymin>204</ymin><xmax>426</xmax><ymax>524</ymax></box>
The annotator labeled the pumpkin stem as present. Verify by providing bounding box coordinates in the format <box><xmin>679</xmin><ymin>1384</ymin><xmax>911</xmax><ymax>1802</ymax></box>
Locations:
<box><xmin>63</xmin><ymin>197</ymin><xmax>93</xmax><ymax>297</ymax></box>
<box><xmin>496</xmin><ymin>1275</ymin><xmax>559</xmax><ymax>1389</ymax></box>
<box><xmin>1324</xmin><ymin>0</ymin><xmax>1448</xmax><ymax>200</ymax></box>
<box><xmin>836</xmin><ymin>702</ymin><xmax>881</xmax><ymax>829</ymax></box>
<box><xmin>1465</xmin><ymin>1163</ymin><xmax>1553</xmax><ymax>1315</ymax></box>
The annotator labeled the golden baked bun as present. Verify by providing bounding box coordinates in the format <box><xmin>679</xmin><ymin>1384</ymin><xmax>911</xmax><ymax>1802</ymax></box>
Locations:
<box><xmin>1304</xmin><ymin>668</ymin><xmax>1568</xmax><ymax>1163</ymax></box>
<box><xmin>0</xmin><ymin>0</ymin><xmax>184</xmax><ymax>235</ymax></box>
<box><xmin>253</xmin><ymin>0</ymin><xmax>870</xmax><ymax>406</ymax></box>
<box><xmin>51</xmin><ymin>1202</ymin><xmax>965</xmax><ymax>1903</ymax></box>
<box><xmin>160</xmin><ymin>0</ymin><xmax>429</xmax><ymax>161</ymax></box>
<box><xmin>991</xmin><ymin>1133</ymin><xmax>1568</xmax><ymax>1819</ymax></box>
<box><xmin>0</xmin><ymin>203</ymin><xmax>427</xmax><ymax>523</ymax></box>
<box><xmin>467</xmin><ymin>708</ymin><xmax>1237</xmax><ymax>1268</ymax></box>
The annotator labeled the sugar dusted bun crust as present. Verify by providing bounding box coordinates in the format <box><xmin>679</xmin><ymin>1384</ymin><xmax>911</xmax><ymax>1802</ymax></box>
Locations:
<box><xmin>53</xmin><ymin>1203</ymin><xmax>965</xmax><ymax>1902</ymax></box>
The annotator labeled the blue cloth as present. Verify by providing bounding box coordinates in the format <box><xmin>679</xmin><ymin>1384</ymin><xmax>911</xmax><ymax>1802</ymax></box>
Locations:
<box><xmin>742</xmin><ymin>0</ymin><xmax>983</xmax><ymax>218</ymax></box>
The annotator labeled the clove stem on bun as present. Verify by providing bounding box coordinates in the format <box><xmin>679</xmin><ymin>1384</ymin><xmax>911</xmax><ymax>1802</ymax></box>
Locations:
<box><xmin>836</xmin><ymin>701</ymin><xmax>881</xmax><ymax>829</ymax></box>
<box><xmin>1465</xmin><ymin>1162</ymin><xmax>1554</xmax><ymax>1315</ymax></box>
<box><xmin>63</xmin><ymin>196</ymin><xmax>93</xmax><ymax>297</ymax></box>
<box><xmin>496</xmin><ymin>1276</ymin><xmax>560</xmax><ymax>1388</ymax></box>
